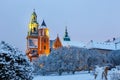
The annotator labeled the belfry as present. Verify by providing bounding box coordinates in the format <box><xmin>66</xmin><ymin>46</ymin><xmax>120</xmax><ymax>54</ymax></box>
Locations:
<box><xmin>26</xmin><ymin>10</ymin><xmax>50</xmax><ymax>61</ymax></box>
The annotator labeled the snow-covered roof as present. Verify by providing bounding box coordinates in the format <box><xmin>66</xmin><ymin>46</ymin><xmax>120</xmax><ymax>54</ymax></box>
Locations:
<box><xmin>113</xmin><ymin>37</ymin><xmax>120</xmax><ymax>43</ymax></box>
<box><xmin>54</xmin><ymin>35</ymin><xmax>120</xmax><ymax>51</ymax></box>
<box><xmin>62</xmin><ymin>39</ymin><xmax>120</xmax><ymax>50</ymax></box>
<box><xmin>86</xmin><ymin>41</ymin><xmax>116</xmax><ymax>50</ymax></box>
<box><xmin>62</xmin><ymin>40</ymin><xmax>86</xmax><ymax>48</ymax></box>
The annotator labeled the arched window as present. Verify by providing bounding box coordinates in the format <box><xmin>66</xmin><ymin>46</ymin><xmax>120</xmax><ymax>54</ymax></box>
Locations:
<box><xmin>44</xmin><ymin>46</ymin><xmax>46</xmax><ymax>50</ymax></box>
<box><xmin>34</xmin><ymin>27</ymin><xmax>36</xmax><ymax>32</ymax></box>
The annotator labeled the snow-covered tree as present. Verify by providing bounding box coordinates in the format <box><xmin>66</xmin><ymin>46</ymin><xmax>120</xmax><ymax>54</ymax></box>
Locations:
<box><xmin>110</xmin><ymin>66</ymin><xmax>120</xmax><ymax>80</ymax></box>
<box><xmin>108</xmin><ymin>50</ymin><xmax>120</xmax><ymax>66</ymax></box>
<box><xmin>87</xmin><ymin>50</ymin><xmax>107</xmax><ymax>72</ymax></box>
<box><xmin>33</xmin><ymin>46</ymin><xmax>109</xmax><ymax>75</ymax></box>
<box><xmin>110</xmin><ymin>71</ymin><xmax>120</xmax><ymax>80</ymax></box>
<box><xmin>32</xmin><ymin>55</ymin><xmax>47</xmax><ymax>75</ymax></box>
<box><xmin>0</xmin><ymin>41</ymin><xmax>33</xmax><ymax>80</ymax></box>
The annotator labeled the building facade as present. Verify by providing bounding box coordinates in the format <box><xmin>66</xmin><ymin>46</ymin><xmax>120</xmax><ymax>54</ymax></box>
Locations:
<box><xmin>26</xmin><ymin>10</ymin><xmax>50</xmax><ymax>61</ymax></box>
<box><xmin>53</xmin><ymin>35</ymin><xmax>62</xmax><ymax>49</ymax></box>
<box><xmin>26</xmin><ymin>10</ymin><xmax>120</xmax><ymax>61</ymax></box>
<box><xmin>38</xmin><ymin>20</ymin><xmax>50</xmax><ymax>56</ymax></box>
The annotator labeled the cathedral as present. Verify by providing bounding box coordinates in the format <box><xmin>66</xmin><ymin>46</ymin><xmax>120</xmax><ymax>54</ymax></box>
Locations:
<box><xmin>26</xmin><ymin>10</ymin><xmax>120</xmax><ymax>61</ymax></box>
<box><xmin>26</xmin><ymin>10</ymin><xmax>64</xmax><ymax>61</ymax></box>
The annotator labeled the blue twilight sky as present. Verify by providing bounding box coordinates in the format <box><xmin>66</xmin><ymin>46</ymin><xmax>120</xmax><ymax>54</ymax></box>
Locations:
<box><xmin>0</xmin><ymin>0</ymin><xmax>120</xmax><ymax>51</ymax></box>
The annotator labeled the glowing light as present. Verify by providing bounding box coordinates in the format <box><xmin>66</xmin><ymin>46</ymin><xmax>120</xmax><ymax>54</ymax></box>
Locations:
<box><xmin>46</xmin><ymin>29</ymin><xmax>49</xmax><ymax>37</ymax></box>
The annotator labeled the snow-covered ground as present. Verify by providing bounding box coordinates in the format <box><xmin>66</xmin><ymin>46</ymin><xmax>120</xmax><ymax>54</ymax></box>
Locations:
<box><xmin>34</xmin><ymin>72</ymin><xmax>94</xmax><ymax>80</ymax></box>
<box><xmin>33</xmin><ymin>69</ymin><xmax>120</xmax><ymax>80</ymax></box>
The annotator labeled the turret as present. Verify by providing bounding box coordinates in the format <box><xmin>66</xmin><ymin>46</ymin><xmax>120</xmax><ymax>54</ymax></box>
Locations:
<box><xmin>63</xmin><ymin>26</ymin><xmax>71</xmax><ymax>41</ymax></box>
<box><xmin>38</xmin><ymin>20</ymin><xmax>50</xmax><ymax>56</ymax></box>
<box><xmin>41</xmin><ymin>20</ymin><xmax>47</xmax><ymax>27</ymax></box>
<box><xmin>53</xmin><ymin>34</ymin><xmax>62</xmax><ymax>49</ymax></box>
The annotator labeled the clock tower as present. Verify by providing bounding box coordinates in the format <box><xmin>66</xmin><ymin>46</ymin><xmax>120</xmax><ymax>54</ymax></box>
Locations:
<box><xmin>26</xmin><ymin>10</ymin><xmax>50</xmax><ymax>61</ymax></box>
<box><xmin>26</xmin><ymin>10</ymin><xmax>39</xmax><ymax>61</ymax></box>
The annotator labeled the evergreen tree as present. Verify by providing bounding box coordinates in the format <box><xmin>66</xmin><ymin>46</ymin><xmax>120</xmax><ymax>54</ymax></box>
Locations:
<box><xmin>0</xmin><ymin>41</ymin><xmax>33</xmax><ymax>80</ymax></box>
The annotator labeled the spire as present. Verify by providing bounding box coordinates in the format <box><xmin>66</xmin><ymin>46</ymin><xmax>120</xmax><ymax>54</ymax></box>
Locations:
<box><xmin>57</xmin><ymin>34</ymin><xmax>59</xmax><ymax>37</ymax></box>
<box><xmin>32</xmin><ymin>9</ymin><xmax>37</xmax><ymax>16</ymax></box>
<box><xmin>33</xmin><ymin>9</ymin><xmax>35</xmax><ymax>12</ymax></box>
<box><xmin>28</xmin><ymin>9</ymin><xmax>39</xmax><ymax>36</ymax></box>
<box><xmin>56</xmin><ymin>34</ymin><xmax>60</xmax><ymax>41</ymax></box>
<box><xmin>31</xmin><ymin>9</ymin><xmax>37</xmax><ymax>23</ymax></box>
<box><xmin>65</xmin><ymin>26</ymin><xmax>68</xmax><ymax>37</ymax></box>
<box><xmin>41</xmin><ymin>20</ymin><xmax>47</xmax><ymax>27</ymax></box>
<box><xmin>53</xmin><ymin>34</ymin><xmax>62</xmax><ymax>49</ymax></box>
<box><xmin>63</xmin><ymin>26</ymin><xmax>71</xmax><ymax>41</ymax></box>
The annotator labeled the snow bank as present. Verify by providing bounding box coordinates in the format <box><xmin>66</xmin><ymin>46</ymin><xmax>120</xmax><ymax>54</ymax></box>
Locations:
<box><xmin>34</xmin><ymin>72</ymin><xmax>94</xmax><ymax>80</ymax></box>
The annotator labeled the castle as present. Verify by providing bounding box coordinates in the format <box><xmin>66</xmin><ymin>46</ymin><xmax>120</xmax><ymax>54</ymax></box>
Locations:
<box><xmin>26</xmin><ymin>10</ymin><xmax>120</xmax><ymax>61</ymax></box>
<box><xmin>26</xmin><ymin>10</ymin><xmax>63</xmax><ymax>61</ymax></box>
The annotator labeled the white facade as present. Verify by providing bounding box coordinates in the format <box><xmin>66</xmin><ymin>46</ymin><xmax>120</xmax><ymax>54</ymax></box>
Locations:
<box><xmin>62</xmin><ymin>40</ymin><xmax>85</xmax><ymax>48</ymax></box>
<box><xmin>86</xmin><ymin>40</ymin><xmax>116</xmax><ymax>50</ymax></box>
<box><xmin>62</xmin><ymin>37</ymin><xmax>120</xmax><ymax>50</ymax></box>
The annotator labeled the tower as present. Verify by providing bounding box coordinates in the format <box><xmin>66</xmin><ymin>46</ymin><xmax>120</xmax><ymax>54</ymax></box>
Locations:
<box><xmin>38</xmin><ymin>20</ymin><xmax>50</xmax><ymax>56</ymax></box>
<box><xmin>63</xmin><ymin>27</ymin><xmax>71</xmax><ymax>41</ymax></box>
<box><xmin>28</xmin><ymin>9</ymin><xmax>39</xmax><ymax>36</ymax></box>
<box><xmin>26</xmin><ymin>10</ymin><xmax>39</xmax><ymax>60</ymax></box>
<box><xmin>53</xmin><ymin>34</ymin><xmax>62</xmax><ymax>49</ymax></box>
